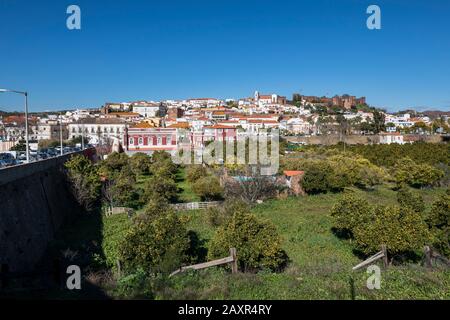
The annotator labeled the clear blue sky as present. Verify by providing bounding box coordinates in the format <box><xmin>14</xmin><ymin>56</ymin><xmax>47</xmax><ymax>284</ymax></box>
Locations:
<box><xmin>1</xmin><ymin>0</ymin><xmax>449</xmax><ymax>112</ymax></box>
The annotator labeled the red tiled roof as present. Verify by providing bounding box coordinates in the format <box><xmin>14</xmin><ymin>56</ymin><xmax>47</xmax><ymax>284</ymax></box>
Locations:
<box><xmin>204</xmin><ymin>125</ymin><xmax>236</xmax><ymax>129</ymax></box>
<box><xmin>284</xmin><ymin>170</ymin><xmax>304</xmax><ymax>177</ymax></box>
<box><xmin>167</xmin><ymin>122</ymin><xmax>190</xmax><ymax>129</ymax></box>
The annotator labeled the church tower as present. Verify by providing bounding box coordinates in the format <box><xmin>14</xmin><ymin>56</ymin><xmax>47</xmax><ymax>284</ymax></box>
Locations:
<box><xmin>254</xmin><ymin>90</ymin><xmax>260</xmax><ymax>102</ymax></box>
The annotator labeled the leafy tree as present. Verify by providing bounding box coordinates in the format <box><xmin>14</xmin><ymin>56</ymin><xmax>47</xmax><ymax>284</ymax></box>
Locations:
<box><xmin>112</xmin><ymin>166</ymin><xmax>139</xmax><ymax>208</ymax></box>
<box><xmin>372</xmin><ymin>110</ymin><xmax>386</xmax><ymax>134</ymax></box>
<box><xmin>208</xmin><ymin>208</ymin><xmax>288</xmax><ymax>272</ymax></box>
<box><xmin>396</xmin><ymin>185</ymin><xmax>425</xmax><ymax>213</ymax></box>
<box><xmin>99</xmin><ymin>152</ymin><xmax>130</xmax><ymax>179</ymax></box>
<box><xmin>354</xmin><ymin>205</ymin><xmax>430</xmax><ymax>255</ymax></box>
<box><xmin>301</xmin><ymin>160</ymin><xmax>335</xmax><ymax>194</ymax></box>
<box><xmin>427</xmin><ymin>193</ymin><xmax>450</xmax><ymax>257</ymax></box>
<box><xmin>142</xmin><ymin>174</ymin><xmax>178</xmax><ymax>203</ymax></box>
<box><xmin>186</xmin><ymin>165</ymin><xmax>208</xmax><ymax>183</ymax></box>
<box><xmin>129</xmin><ymin>152</ymin><xmax>152</xmax><ymax>176</ymax></box>
<box><xmin>192</xmin><ymin>176</ymin><xmax>224</xmax><ymax>201</ymax></box>
<box><xmin>65</xmin><ymin>154</ymin><xmax>101</xmax><ymax>211</ymax></box>
<box><xmin>394</xmin><ymin>157</ymin><xmax>444</xmax><ymax>188</ymax></box>
<box><xmin>119</xmin><ymin>212</ymin><xmax>190</xmax><ymax>274</ymax></box>
<box><xmin>206</xmin><ymin>200</ymin><xmax>250</xmax><ymax>227</ymax></box>
<box><xmin>331</xmin><ymin>192</ymin><xmax>372</xmax><ymax>237</ymax></box>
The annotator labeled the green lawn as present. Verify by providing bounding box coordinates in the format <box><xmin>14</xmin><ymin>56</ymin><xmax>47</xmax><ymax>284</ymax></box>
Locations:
<box><xmin>50</xmin><ymin>178</ymin><xmax>449</xmax><ymax>299</ymax></box>
<box><xmin>174</xmin><ymin>187</ymin><xmax>450</xmax><ymax>300</ymax></box>
<box><xmin>175</xmin><ymin>167</ymin><xmax>201</xmax><ymax>203</ymax></box>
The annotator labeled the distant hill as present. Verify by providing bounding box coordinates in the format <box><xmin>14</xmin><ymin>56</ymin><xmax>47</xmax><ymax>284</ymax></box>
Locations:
<box><xmin>421</xmin><ymin>110</ymin><xmax>450</xmax><ymax>120</ymax></box>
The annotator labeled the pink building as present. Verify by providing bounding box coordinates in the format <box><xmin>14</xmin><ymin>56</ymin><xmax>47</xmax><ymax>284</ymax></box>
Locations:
<box><xmin>124</xmin><ymin>122</ymin><xmax>177</xmax><ymax>154</ymax></box>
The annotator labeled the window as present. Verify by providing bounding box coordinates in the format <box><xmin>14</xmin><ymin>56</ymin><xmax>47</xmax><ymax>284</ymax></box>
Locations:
<box><xmin>157</xmin><ymin>137</ymin><xmax>162</xmax><ymax>145</ymax></box>
<box><xmin>138</xmin><ymin>137</ymin><xmax>143</xmax><ymax>145</ymax></box>
<box><xmin>129</xmin><ymin>138</ymin><xmax>134</xmax><ymax>145</ymax></box>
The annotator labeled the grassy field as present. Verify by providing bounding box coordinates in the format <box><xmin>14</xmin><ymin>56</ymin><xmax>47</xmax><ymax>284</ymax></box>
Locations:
<box><xmin>100</xmin><ymin>184</ymin><xmax>450</xmax><ymax>300</ymax></box>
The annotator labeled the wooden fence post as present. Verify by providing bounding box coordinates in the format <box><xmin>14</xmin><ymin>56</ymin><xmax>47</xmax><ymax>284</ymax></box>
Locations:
<box><xmin>381</xmin><ymin>245</ymin><xmax>388</xmax><ymax>268</ymax></box>
<box><xmin>424</xmin><ymin>246</ymin><xmax>432</xmax><ymax>269</ymax></box>
<box><xmin>230</xmin><ymin>248</ymin><xmax>238</xmax><ymax>274</ymax></box>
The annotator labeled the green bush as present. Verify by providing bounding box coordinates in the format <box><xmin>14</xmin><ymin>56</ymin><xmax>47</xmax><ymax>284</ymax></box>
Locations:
<box><xmin>427</xmin><ymin>193</ymin><xmax>450</xmax><ymax>257</ymax></box>
<box><xmin>129</xmin><ymin>152</ymin><xmax>152</xmax><ymax>176</ymax></box>
<box><xmin>99</xmin><ymin>152</ymin><xmax>130</xmax><ymax>178</ymax></box>
<box><xmin>394</xmin><ymin>157</ymin><xmax>444</xmax><ymax>188</ymax></box>
<box><xmin>396</xmin><ymin>185</ymin><xmax>425</xmax><ymax>213</ymax></box>
<box><xmin>205</xmin><ymin>200</ymin><xmax>250</xmax><ymax>227</ymax></box>
<box><xmin>119</xmin><ymin>212</ymin><xmax>189</xmax><ymax>275</ymax></box>
<box><xmin>354</xmin><ymin>205</ymin><xmax>431</xmax><ymax>255</ymax></box>
<box><xmin>208</xmin><ymin>208</ymin><xmax>288</xmax><ymax>272</ymax></box>
<box><xmin>192</xmin><ymin>176</ymin><xmax>224</xmax><ymax>201</ymax></box>
<box><xmin>142</xmin><ymin>174</ymin><xmax>179</xmax><ymax>203</ymax></box>
<box><xmin>65</xmin><ymin>154</ymin><xmax>101</xmax><ymax>211</ymax></box>
<box><xmin>112</xmin><ymin>166</ymin><xmax>139</xmax><ymax>208</ymax></box>
<box><xmin>330</xmin><ymin>192</ymin><xmax>372</xmax><ymax>237</ymax></box>
<box><xmin>301</xmin><ymin>160</ymin><xmax>335</xmax><ymax>194</ymax></box>
<box><xmin>186</xmin><ymin>165</ymin><xmax>208</xmax><ymax>183</ymax></box>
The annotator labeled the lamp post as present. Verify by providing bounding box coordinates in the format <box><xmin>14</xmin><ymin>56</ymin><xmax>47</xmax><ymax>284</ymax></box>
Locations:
<box><xmin>0</xmin><ymin>88</ymin><xmax>30</xmax><ymax>163</ymax></box>
<box><xmin>59</xmin><ymin>112</ymin><xmax>63</xmax><ymax>156</ymax></box>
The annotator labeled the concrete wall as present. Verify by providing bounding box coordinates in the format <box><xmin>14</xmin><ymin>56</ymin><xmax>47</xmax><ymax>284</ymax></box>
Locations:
<box><xmin>0</xmin><ymin>149</ymin><xmax>96</xmax><ymax>273</ymax></box>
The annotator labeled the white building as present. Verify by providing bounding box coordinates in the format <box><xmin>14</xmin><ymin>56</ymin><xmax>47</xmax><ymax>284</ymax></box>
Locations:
<box><xmin>132</xmin><ymin>102</ymin><xmax>165</xmax><ymax>118</ymax></box>
<box><xmin>68</xmin><ymin>118</ymin><xmax>128</xmax><ymax>145</ymax></box>
<box><xmin>379</xmin><ymin>132</ymin><xmax>405</xmax><ymax>145</ymax></box>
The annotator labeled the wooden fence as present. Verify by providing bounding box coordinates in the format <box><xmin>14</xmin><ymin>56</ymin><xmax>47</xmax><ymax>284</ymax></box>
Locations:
<box><xmin>170</xmin><ymin>248</ymin><xmax>238</xmax><ymax>277</ymax></box>
<box><xmin>352</xmin><ymin>244</ymin><xmax>450</xmax><ymax>271</ymax></box>
<box><xmin>171</xmin><ymin>201</ymin><xmax>223</xmax><ymax>211</ymax></box>
<box><xmin>352</xmin><ymin>245</ymin><xmax>388</xmax><ymax>271</ymax></box>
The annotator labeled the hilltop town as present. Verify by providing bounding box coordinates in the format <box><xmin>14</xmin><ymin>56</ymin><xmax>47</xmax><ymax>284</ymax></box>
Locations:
<box><xmin>1</xmin><ymin>91</ymin><xmax>449</xmax><ymax>159</ymax></box>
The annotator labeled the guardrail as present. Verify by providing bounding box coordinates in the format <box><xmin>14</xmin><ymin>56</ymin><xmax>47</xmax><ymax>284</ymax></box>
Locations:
<box><xmin>0</xmin><ymin>148</ymin><xmax>96</xmax><ymax>186</ymax></box>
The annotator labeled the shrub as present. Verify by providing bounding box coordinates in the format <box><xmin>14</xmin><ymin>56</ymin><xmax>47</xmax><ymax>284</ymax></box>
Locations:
<box><xmin>99</xmin><ymin>152</ymin><xmax>130</xmax><ymax>178</ymax></box>
<box><xmin>119</xmin><ymin>212</ymin><xmax>189</xmax><ymax>275</ymax></box>
<box><xmin>142</xmin><ymin>174</ymin><xmax>178</xmax><ymax>203</ymax></box>
<box><xmin>111</xmin><ymin>166</ymin><xmax>139</xmax><ymax>208</ymax></box>
<box><xmin>65</xmin><ymin>154</ymin><xmax>101</xmax><ymax>211</ymax></box>
<box><xmin>396</xmin><ymin>185</ymin><xmax>425</xmax><ymax>213</ymax></box>
<box><xmin>330</xmin><ymin>192</ymin><xmax>372</xmax><ymax>237</ymax></box>
<box><xmin>192</xmin><ymin>176</ymin><xmax>224</xmax><ymax>201</ymax></box>
<box><xmin>353</xmin><ymin>205</ymin><xmax>430</xmax><ymax>255</ymax></box>
<box><xmin>186</xmin><ymin>165</ymin><xmax>208</xmax><ymax>183</ymax></box>
<box><xmin>394</xmin><ymin>157</ymin><xmax>444</xmax><ymax>188</ymax></box>
<box><xmin>427</xmin><ymin>193</ymin><xmax>450</xmax><ymax>257</ymax></box>
<box><xmin>301</xmin><ymin>160</ymin><xmax>335</xmax><ymax>194</ymax></box>
<box><xmin>208</xmin><ymin>208</ymin><xmax>288</xmax><ymax>272</ymax></box>
<box><xmin>205</xmin><ymin>200</ymin><xmax>250</xmax><ymax>227</ymax></box>
<box><xmin>129</xmin><ymin>152</ymin><xmax>152</xmax><ymax>176</ymax></box>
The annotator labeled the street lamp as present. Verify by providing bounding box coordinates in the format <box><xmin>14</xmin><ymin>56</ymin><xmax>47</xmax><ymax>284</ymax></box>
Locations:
<box><xmin>0</xmin><ymin>88</ymin><xmax>30</xmax><ymax>163</ymax></box>
<box><xmin>59</xmin><ymin>112</ymin><xmax>63</xmax><ymax>156</ymax></box>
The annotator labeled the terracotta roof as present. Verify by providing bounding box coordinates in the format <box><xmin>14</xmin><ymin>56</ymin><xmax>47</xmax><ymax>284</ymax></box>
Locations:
<box><xmin>284</xmin><ymin>170</ymin><xmax>304</xmax><ymax>177</ymax></box>
<box><xmin>131</xmin><ymin>122</ymin><xmax>154</xmax><ymax>129</ymax></box>
<box><xmin>248</xmin><ymin>119</ymin><xmax>279</xmax><ymax>124</ymax></box>
<box><xmin>204</xmin><ymin>125</ymin><xmax>236</xmax><ymax>129</ymax></box>
<box><xmin>167</xmin><ymin>122</ymin><xmax>190</xmax><ymax>129</ymax></box>
<box><xmin>108</xmin><ymin>112</ymin><xmax>140</xmax><ymax>117</ymax></box>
